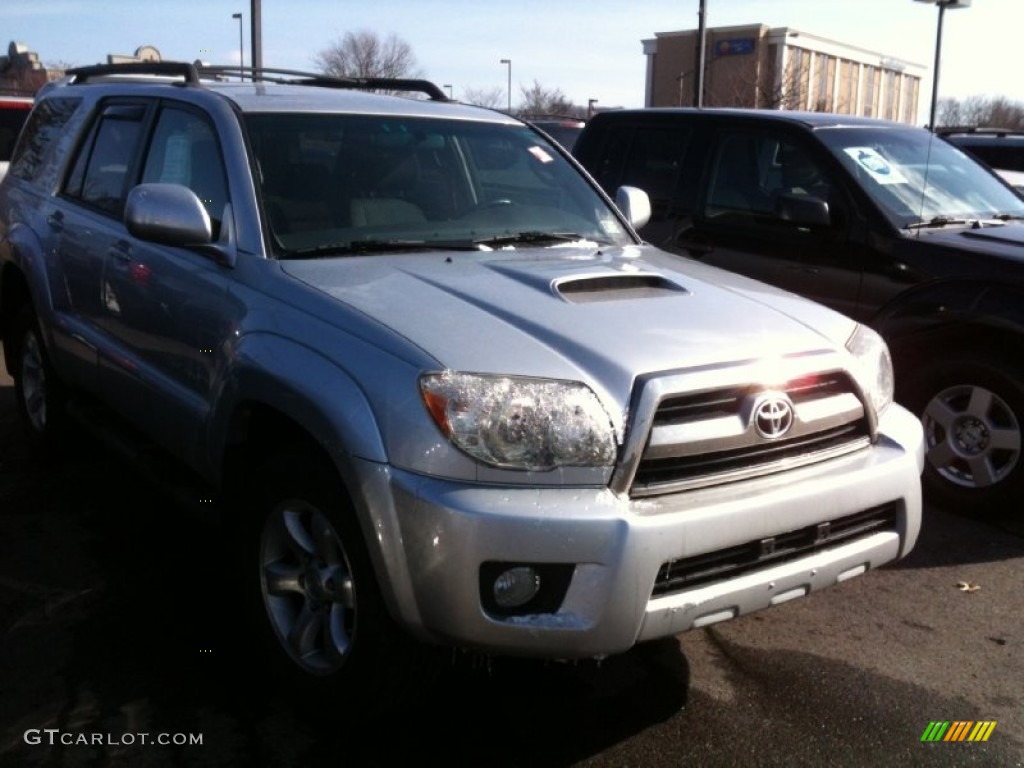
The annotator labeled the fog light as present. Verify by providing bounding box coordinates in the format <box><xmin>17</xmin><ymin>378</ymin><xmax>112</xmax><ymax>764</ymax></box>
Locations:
<box><xmin>493</xmin><ymin>567</ymin><xmax>541</xmax><ymax>608</ymax></box>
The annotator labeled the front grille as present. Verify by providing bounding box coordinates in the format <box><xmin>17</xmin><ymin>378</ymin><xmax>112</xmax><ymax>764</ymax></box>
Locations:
<box><xmin>634</xmin><ymin>423</ymin><xmax>867</xmax><ymax>487</ymax></box>
<box><xmin>629</xmin><ymin>371</ymin><xmax>870</xmax><ymax>496</ymax></box>
<box><xmin>651</xmin><ymin>503</ymin><xmax>900</xmax><ymax>597</ymax></box>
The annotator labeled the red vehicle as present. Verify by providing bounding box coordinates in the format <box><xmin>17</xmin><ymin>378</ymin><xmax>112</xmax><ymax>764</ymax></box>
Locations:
<box><xmin>0</xmin><ymin>95</ymin><xmax>33</xmax><ymax>180</ymax></box>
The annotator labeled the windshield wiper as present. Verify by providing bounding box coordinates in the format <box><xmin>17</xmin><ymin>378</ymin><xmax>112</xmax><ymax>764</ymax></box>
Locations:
<box><xmin>992</xmin><ymin>213</ymin><xmax>1024</xmax><ymax>221</ymax></box>
<box><xmin>473</xmin><ymin>231</ymin><xmax>602</xmax><ymax>247</ymax></box>
<box><xmin>280</xmin><ymin>239</ymin><xmax>482</xmax><ymax>259</ymax></box>
<box><xmin>279</xmin><ymin>232</ymin><xmax>606</xmax><ymax>259</ymax></box>
<box><xmin>904</xmin><ymin>216</ymin><xmax>972</xmax><ymax>230</ymax></box>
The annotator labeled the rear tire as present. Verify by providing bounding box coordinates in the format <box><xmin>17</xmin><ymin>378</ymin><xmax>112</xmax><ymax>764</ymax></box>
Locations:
<box><xmin>11</xmin><ymin>305</ymin><xmax>68</xmax><ymax>449</ymax></box>
<box><xmin>903</xmin><ymin>354</ymin><xmax>1023</xmax><ymax>516</ymax></box>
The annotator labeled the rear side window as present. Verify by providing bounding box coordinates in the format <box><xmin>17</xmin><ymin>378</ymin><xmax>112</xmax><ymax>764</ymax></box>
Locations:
<box><xmin>618</xmin><ymin>126</ymin><xmax>690</xmax><ymax>217</ymax></box>
<box><xmin>8</xmin><ymin>97</ymin><xmax>81</xmax><ymax>182</ymax></box>
<box><xmin>64</xmin><ymin>104</ymin><xmax>146</xmax><ymax>215</ymax></box>
<box><xmin>585</xmin><ymin>122</ymin><xmax>691</xmax><ymax>221</ymax></box>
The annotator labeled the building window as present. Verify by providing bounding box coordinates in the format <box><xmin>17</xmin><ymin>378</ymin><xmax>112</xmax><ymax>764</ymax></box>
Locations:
<box><xmin>814</xmin><ymin>54</ymin><xmax>833</xmax><ymax>111</ymax></box>
<box><xmin>838</xmin><ymin>60</ymin><xmax>855</xmax><ymax>114</ymax></box>
<box><xmin>863</xmin><ymin>66</ymin><xmax>878</xmax><ymax>117</ymax></box>
<box><xmin>883</xmin><ymin>70</ymin><xmax>897</xmax><ymax>120</ymax></box>
<box><xmin>901</xmin><ymin>77</ymin><xmax>919</xmax><ymax>125</ymax></box>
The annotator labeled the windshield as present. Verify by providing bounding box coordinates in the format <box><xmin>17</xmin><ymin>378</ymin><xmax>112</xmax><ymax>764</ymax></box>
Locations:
<box><xmin>243</xmin><ymin>113</ymin><xmax>632</xmax><ymax>257</ymax></box>
<box><xmin>816</xmin><ymin>126</ymin><xmax>1024</xmax><ymax>229</ymax></box>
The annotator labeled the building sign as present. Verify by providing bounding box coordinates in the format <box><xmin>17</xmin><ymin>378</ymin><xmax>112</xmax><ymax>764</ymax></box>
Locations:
<box><xmin>714</xmin><ymin>38</ymin><xmax>756</xmax><ymax>56</ymax></box>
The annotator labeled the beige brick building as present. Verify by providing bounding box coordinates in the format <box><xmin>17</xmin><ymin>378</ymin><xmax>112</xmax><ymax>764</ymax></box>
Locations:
<box><xmin>643</xmin><ymin>24</ymin><xmax>926</xmax><ymax>124</ymax></box>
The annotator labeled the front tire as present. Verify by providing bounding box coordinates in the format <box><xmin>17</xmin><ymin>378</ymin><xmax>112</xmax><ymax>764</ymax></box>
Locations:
<box><xmin>239</xmin><ymin>450</ymin><xmax>420</xmax><ymax>707</ymax></box>
<box><xmin>904</xmin><ymin>354</ymin><xmax>1023</xmax><ymax>516</ymax></box>
<box><xmin>259</xmin><ymin>488</ymin><xmax>360</xmax><ymax>676</ymax></box>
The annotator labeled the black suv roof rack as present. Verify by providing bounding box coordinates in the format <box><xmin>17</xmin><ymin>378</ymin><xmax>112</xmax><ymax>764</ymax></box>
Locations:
<box><xmin>197</xmin><ymin>65</ymin><xmax>449</xmax><ymax>101</ymax></box>
<box><xmin>937</xmin><ymin>125</ymin><xmax>1024</xmax><ymax>138</ymax></box>
<box><xmin>67</xmin><ymin>61</ymin><xmax>201</xmax><ymax>85</ymax></box>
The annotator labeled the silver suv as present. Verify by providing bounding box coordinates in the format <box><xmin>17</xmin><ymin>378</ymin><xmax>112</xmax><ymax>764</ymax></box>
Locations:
<box><xmin>0</xmin><ymin>63</ymin><xmax>923</xmax><ymax>697</ymax></box>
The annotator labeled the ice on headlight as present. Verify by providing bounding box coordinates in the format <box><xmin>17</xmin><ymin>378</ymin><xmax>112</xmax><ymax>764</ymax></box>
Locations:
<box><xmin>420</xmin><ymin>372</ymin><xmax>617</xmax><ymax>470</ymax></box>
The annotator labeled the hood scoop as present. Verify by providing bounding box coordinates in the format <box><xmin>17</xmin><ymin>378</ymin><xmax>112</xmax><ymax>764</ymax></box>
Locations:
<box><xmin>555</xmin><ymin>273</ymin><xmax>689</xmax><ymax>304</ymax></box>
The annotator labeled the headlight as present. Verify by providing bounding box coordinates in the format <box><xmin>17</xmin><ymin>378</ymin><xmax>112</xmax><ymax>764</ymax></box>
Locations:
<box><xmin>846</xmin><ymin>324</ymin><xmax>894</xmax><ymax>418</ymax></box>
<box><xmin>420</xmin><ymin>372</ymin><xmax>617</xmax><ymax>470</ymax></box>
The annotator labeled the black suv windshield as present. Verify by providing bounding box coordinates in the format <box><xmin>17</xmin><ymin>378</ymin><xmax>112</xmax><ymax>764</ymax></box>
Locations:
<box><xmin>817</xmin><ymin>126</ymin><xmax>1024</xmax><ymax>229</ymax></box>
<box><xmin>243</xmin><ymin>114</ymin><xmax>630</xmax><ymax>257</ymax></box>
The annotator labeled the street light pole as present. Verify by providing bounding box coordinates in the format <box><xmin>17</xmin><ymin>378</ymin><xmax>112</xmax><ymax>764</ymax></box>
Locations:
<box><xmin>915</xmin><ymin>0</ymin><xmax>971</xmax><ymax>131</ymax></box>
<box><xmin>694</xmin><ymin>0</ymin><xmax>707</xmax><ymax>107</ymax></box>
<box><xmin>443</xmin><ymin>83</ymin><xmax>453</xmax><ymax>99</ymax></box>
<box><xmin>500</xmin><ymin>58</ymin><xmax>512</xmax><ymax>112</ymax></box>
<box><xmin>250</xmin><ymin>0</ymin><xmax>262</xmax><ymax>80</ymax></box>
<box><xmin>232</xmin><ymin>12</ymin><xmax>243</xmax><ymax>79</ymax></box>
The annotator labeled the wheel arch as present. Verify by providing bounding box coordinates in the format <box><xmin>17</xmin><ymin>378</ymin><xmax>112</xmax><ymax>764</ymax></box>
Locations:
<box><xmin>888</xmin><ymin>322</ymin><xmax>1023</xmax><ymax>401</ymax></box>
<box><xmin>0</xmin><ymin>263</ymin><xmax>32</xmax><ymax>374</ymax></box>
<box><xmin>211</xmin><ymin>334</ymin><xmax>426</xmax><ymax>627</ymax></box>
<box><xmin>1</xmin><ymin>221</ymin><xmax>59</xmax><ymax>372</ymax></box>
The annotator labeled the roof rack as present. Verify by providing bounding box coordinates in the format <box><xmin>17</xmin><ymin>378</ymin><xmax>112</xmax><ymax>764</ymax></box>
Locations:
<box><xmin>937</xmin><ymin>125</ymin><xmax>1023</xmax><ymax>137</ymax></box>
<box><xmin>60</xmin><ymin>61</ymin><xmax>451</xmax><ymax>102</ymax></box>
<box><xmin>66</xmin><ymin>61</ymin><xmax>201</xmax><ymax>85</ymax></box>
<box><xmin>197</xmin><ymin>65</ymin><xmax>450</xmax><ymax>101</ymax></box>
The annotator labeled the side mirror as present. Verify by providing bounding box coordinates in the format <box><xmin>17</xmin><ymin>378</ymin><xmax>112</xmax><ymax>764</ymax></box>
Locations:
<box><xmin>124</xmin><ymin>183</ymin><xmax>213</xmax><ymax>246</ymax></box>
<box><xmin>775</xmin><ymin>192</ymin><xmax>831</xmax><ymax>229</ymax></box>
<box><xmin>615</xmin><ymin>185</ymin><xmax>652</xmax><ymax>230</ymax></box>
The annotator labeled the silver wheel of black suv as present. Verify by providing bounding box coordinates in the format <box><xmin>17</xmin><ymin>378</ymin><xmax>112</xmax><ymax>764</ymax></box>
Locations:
<box><xmin>908</xmin><ymin>355</ymin><xmax>1024</xmax><ymax>515</ymax></box>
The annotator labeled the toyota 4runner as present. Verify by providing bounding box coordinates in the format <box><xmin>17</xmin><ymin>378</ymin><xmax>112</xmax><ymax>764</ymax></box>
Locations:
<box><xmin>0</xmin><ymin>64</ymin><xmax>923</xmax><ymax>695</ymax></box>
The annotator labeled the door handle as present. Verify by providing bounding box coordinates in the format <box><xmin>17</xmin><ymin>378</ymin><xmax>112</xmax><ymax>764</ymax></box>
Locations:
<box><xmin>109</xmin><ymin>240</ymin><xmax>133</xmax><ymax>261</ymax></box>
<box><xmin>46</xmin><ymin>211</ymin><xmax>64</xmax><ymax>231</ymax></box>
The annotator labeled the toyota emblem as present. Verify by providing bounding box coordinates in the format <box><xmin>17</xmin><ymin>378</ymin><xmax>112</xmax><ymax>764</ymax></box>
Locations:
<box><xmin>753</xmin><ymin>394</ymin><xmax>794</xmax><ymax>439</ymax></box>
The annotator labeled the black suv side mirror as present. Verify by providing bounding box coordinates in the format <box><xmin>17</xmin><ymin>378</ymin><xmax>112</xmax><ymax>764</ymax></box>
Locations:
<box><xmin>775</xmin><ymin>192</ymin><xmax>831</xmax><ymax>229</ymax></box>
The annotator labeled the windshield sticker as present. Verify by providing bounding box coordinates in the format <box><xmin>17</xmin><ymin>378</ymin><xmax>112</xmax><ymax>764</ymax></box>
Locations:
<box><xmin>528</xmin><ymin>145</ymin><xmax>555</xmax><ymax>164</ymax></box>
<box><xmin>844</xmin><ymin>147</ymin><xmax>907</xmax><ymax>185</ymax></box>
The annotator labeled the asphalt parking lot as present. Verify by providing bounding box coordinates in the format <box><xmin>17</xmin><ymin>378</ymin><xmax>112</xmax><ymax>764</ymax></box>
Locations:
<box><xmin>0</xmin><ymin>348</ymin><xmax>1022</xmax><ymax>767</ymax></box>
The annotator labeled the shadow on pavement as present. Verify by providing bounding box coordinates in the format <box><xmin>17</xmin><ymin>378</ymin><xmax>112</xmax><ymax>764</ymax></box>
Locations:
<box><xmin>0</xmin><ymin>435</ymin><xmax>689</xmax><ymax>767</ymax></box>
<box><xmin>894</xmin><ymin>503</ymin><xmax>1024</xmax><ymax>571</ymax></box>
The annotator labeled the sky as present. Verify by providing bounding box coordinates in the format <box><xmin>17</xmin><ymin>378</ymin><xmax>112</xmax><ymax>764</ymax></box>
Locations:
<box><xmin>2</xmin><ymin>0</ymin><xmax>1021</xmax><ymax>125</ymax></box>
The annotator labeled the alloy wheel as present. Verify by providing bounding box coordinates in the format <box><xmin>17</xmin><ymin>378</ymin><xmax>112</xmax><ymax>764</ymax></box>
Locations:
<box><xmin>922</xmin><ymin>383</ymin><xmax>1021</xmax><ymax>489</ymax></box>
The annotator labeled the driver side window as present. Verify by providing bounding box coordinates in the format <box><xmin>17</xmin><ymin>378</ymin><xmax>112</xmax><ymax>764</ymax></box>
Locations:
<box><xmin>705</xmin><ymin>130</ymin><xmax>836</xmax><ymax>228</ymax></box>
<box><xmin>142</xmin><ymin>107</ymin><xmax>229</xmax><ymax>235</ymax></box>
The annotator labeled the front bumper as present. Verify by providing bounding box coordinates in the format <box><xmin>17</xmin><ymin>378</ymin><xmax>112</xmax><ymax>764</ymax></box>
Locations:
<box><xmin>361</xmin><ymin>403</ymin><xmax>924</xmax><ymax>659</ymax></box>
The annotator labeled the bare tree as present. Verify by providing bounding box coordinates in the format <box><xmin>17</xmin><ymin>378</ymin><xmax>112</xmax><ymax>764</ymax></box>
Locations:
<box><xmin>937</xmin><ymin>95</ymin><xmax>1024</xmax><ymax>130</ymax></box>
<box><xmin>756</xmin><ymin>56</ymin><xmax>810</xmax><ymax>111</ymax></box>
<box><xmin>518</xmin><ymin>80</ymin><xmax>579</xmax><ymax>117</ymax></box>
<box><xmin>314</xmin><ymin>30</ymin><xmax>421</xmax><ymax>80</ymax></box>
<box><xmin>461</xmin><ymin>86</ymin><xmax>504</xmax><ymax>109</ymax></box>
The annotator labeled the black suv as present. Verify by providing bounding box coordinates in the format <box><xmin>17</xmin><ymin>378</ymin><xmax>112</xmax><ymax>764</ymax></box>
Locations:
<box><xmin>939</xmin><ymin>128</ymin><xmax>1024</xmax><ymax>193</ymax></box>
<box><xmin>575</xmin><ymin>108</ymin><xmax>1024</xmax><ymax>515</ymax></box>
<box><xmin>939</xmin><ymin>127</ymin><xmax>1024</xmax><ymax>173</ymax></box>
